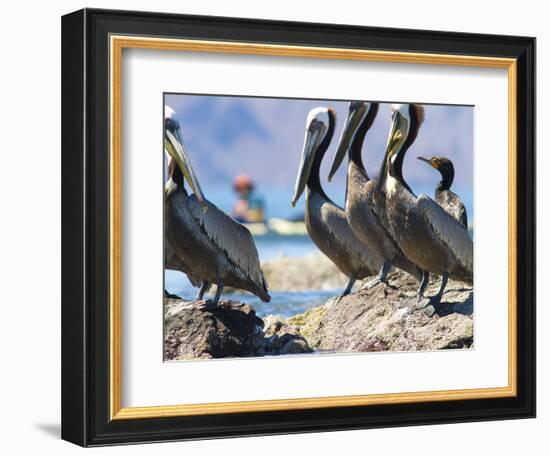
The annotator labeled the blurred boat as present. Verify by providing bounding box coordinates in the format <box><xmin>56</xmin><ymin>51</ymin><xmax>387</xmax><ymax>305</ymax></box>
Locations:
<box><xmin>268</xmin><ymin>217</ymin><xmax>308</xmax><ymax>235</ymax></box>
<box><xmin>242</xmin><ymin>222</ymin><xmax>270</xmax><ymax>236</ymax></box>
<box><xmin>242</xmin><ymin>217</ymin><xmax>308</xmax><ymax>237</ymax></box>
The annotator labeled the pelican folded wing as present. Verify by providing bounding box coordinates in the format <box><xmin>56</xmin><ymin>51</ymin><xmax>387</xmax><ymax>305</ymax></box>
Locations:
<box><xmin>187</xmin><ymin>194</ymin><xmax>267</xmax><ymax>289</ymax></box>
<box><xmin>415</xmin><ymin>195</ymin><xmax>473</xmax><ymax>284</ymax></box>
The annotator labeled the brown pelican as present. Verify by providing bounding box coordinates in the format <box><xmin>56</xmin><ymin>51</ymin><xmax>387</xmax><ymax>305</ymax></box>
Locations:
<box><xmin>327</xmin><ymin>101</ymin><xmax>422</xmax><ymax>288</ymax></box>
<box><xmin>164</xmin><ymin>106</ymin><xmax>270</xmax><ymax>306</ymax></box>
<box><xmin>417</xmin><ymin>156</ymin><xmax>468</xmax><ymax>228</ymax></box>
<box><xmin>375</xmin><ymin>104</ymin><xmax>473</xmax><ymax>307</ymax></box>
<box><xmin>291</xmin><ymin>107</ymin><xmax>383</xmax><ymax>297</ymax></box>
<box><xmin>165</xmin><ymin>241</ymin><xmax>203</xmax><ymax>294</ymax></box>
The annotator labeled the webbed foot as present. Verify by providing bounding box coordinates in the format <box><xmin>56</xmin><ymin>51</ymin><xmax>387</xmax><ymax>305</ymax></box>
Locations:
<box><xmin>414</xmin><ymin>296</ymin><xmax>442</xmax><ymax>317</ymax></box>
<box><xmin>326</xmin><ymin>295</ymin><xmax>343</xmax><ymax>307</ymax></box>
<box><xmin>361</xmin><ymin>278</ymin><xmax>383</xmax><ymax>291</ymax></box>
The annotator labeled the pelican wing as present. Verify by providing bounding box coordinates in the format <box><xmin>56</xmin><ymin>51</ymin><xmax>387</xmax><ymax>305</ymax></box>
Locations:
<box><xmin>164</xmin><ymin>239</ymin><xmax>202</xmax><ymax>287</ymax></box>
<box><xmin>320</xmin><ymin>200</ymin><xmax>382</xmax><ymax>273</ymax></box>
<box><xmin>436</xmin><ymin>190</ymin><xmax>468</xmax><ymax>229</ymax></box>
<box><xmin>415</xmin><ymin>194</ymin><xmax>473</xmax><ymax>276</ymax></box>
<box><xmin>457</xmin><ymin>201</ymin><xmax>468</xmax><ymax>229</ymax></box>
<box><xmin>187</xmin><ymin>195</ymin><xmax>266</xmax><ymax>287</ymax></box>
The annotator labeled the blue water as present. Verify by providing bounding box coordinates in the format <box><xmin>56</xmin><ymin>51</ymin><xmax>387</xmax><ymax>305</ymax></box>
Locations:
<box><xmin>164</xmin><ymin>233</ymin><xmax>340</xmax><ymax>318</ymax></box>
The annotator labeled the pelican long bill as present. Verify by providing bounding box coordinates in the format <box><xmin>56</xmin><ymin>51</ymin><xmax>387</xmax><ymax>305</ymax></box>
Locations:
<box><xmin>165</xmin><ymin>128</ymin><xmax>208</xmax><ymax>212</ymax></box>
<box><xmin>328</xmin><ymin>101</ymin><xmax>367</xmax><ymax>182</ymax></box>
<box><xmin>374</xmin><ymin>109</ymin><xmax>407</xmax><ymax>199</ymax></box>
<box><xmin>291</xmin><ymin>119</ymin><xmax>325</xmax><ymax>206</ymax></box>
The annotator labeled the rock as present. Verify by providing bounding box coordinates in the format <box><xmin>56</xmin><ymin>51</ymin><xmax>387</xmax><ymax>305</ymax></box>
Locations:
<box><xmin>263</xmin><ymin>315</ymin><xmax>313</xmax><ymax>355</ymax></box>
<box><xmin>164</xmin><ymin>299</ymin><xmax>313</xmax><ymax>360</ymax></box>
<box><xmin>287</xmin><ymin>271</ymin><xmax>474</xmax><ymax>352</ymax></box>
<box><xmin>163</xmin><ymin>271</ymin><xmax>473</xmax><ymax>360</ymax></box>
<box><xmin>164</xmin><ymin>299</ymin><xmax>266</xmax><ymax>360</ymax></box>
<box><xmin>261</xmin><ymin>253</ymin><xmax>348</xmax><ymax>291</ymax></box>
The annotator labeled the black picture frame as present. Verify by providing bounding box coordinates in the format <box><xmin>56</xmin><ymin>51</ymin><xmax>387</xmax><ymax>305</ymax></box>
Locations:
<box><xmin>62</xmin><ymin>8</ymin><xmax>536</xmax><ymax>447</ymax></box>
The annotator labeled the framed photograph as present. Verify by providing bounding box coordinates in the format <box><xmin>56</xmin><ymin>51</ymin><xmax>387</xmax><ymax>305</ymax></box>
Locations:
<box><xmin>61</xmin><ymin>8</ymin><xmax>535</xmax><ymax>446</ymax></box>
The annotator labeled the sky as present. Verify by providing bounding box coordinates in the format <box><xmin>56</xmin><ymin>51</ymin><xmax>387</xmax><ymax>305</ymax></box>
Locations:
<box><xmin>164</xmin><ymin>94</ymin><xmax>473</xmax><ymax>221</ymax></box>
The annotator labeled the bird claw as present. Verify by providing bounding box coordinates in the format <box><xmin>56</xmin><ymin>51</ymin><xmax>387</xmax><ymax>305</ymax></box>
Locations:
<box><xmin>420</xmin><ymin>303</ymin><xmax>437</xmax><ymax>317</ymax></box>
<box><xmin>326</xmin><ymin>295</ymin><xmax>343</xmax><ymax>307</ymax></box>
<box><xmin>398</xmin><ymin>295</ymin><xmax>417</xmax><ymax>308</ymax></box>
<box><xmin>414</xmin><ymin>296</ymin><xmax>442</xmax><ymax>317</ymax></box>
<box><xmin>360</xmin><ymin>278</ymin><xmax>380</xmax><ymax>291</ymax></box>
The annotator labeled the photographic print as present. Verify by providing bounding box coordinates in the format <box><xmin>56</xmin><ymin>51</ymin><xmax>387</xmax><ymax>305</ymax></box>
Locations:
<box><xmin>62</xmin><ymin>11</ymin><xmax>535</xmax><ymax>444</ymax></box>
<box><xmin>163</xmin><ymin>94</ymin><xmax>474</xmax><ymax>361</ymax></box>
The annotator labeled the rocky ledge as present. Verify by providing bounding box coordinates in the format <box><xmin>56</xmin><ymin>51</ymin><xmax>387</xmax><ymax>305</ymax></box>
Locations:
<box><xmin>285</xmin><ymin>272</ymin><xmax>473</xmax><ymax>352</ymax></box>
<box><xmin>164</xmin><ymin>299</ymin><xmax>312</xmax><ymax>360</ymax></box>
<box><xmin>164</xmin><ymin>271</ymin><xmax>473</xmax><ymax>360</ymax></box>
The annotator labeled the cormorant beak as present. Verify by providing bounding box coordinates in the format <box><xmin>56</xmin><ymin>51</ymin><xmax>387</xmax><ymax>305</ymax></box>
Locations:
<box><xmin>165</xmin><ymin>128</ymin><xmax>208</xmax><ymax>212</ymax></box>
<box><xmin>291</xmin><ymin>119</ymin><xmax>325</xmax><ymax>207</ymax></box>
<box><xmin>328</xmin><ymin>102</ymin><xmax>367</xmax><ymax>182</ymax></box>
<box><xmin>417</xmin><ymin>156</ymin><xmax>436</xmax><ymax>168</ymax></box>
<box><xmin>374</xmin><ymin>111</ymin><xmax>406</xmax><ymax>199</ymax></box>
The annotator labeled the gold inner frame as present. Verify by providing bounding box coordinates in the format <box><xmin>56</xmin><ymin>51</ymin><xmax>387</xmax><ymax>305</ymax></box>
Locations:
<box><xmin>109</xmin><ymin>35</ymin><xmax>518</xmax><ymax>420</ymax></box>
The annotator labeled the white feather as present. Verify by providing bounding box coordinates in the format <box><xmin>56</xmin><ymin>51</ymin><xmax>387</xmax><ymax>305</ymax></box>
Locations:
<box><xmin>385</xmin><ymin>174</ymin><xmax>399</xmax><ymax>198</ymax></box>
<box><xmin>306</xmin><ymin>106</ymin><xmax>330</xmax><ymax>126</ymax></box>
<box><xmin>391</xmin><ymin>103</ymin><xmax>411</xmax><ymax>121</ymax></box>
<box><xmin>165</xmin><ymin>105</ymin><xmax>176</xmax><ymax>121</ymax></box>
<box><xmin>165</xmin><ymin>177</ymin><xmax>178</xmax><ymax>196</ymax></box>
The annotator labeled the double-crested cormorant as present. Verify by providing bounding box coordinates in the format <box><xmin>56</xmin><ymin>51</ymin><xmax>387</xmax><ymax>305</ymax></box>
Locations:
<box><xmin>417</xmin><ymin>156</ymin><xmax>468</xmax><ymax>228</ymax></box>
<box><xmin>327</xmin><ymin>101</ymin><xmax>422</xmax><ymax>288</ymax></box>
<box><xmin>164</xmin><ymin>106</ymin><xmax>270</xmax><ymax>306</ymax></box>
<box><xmin>291</xmin><ymin>107</ymin><xmax>383</xmax><ymax>297</ymax></box>
<box><xmin>375</xmin><ymin>104</ymin><xmax>473</xmax><ymax>307</ymax></box>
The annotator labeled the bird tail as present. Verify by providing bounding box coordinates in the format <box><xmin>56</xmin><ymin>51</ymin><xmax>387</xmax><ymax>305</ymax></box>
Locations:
<box><xmin>258</xmin><ymin>277</ymin><xmax>271</xmax><ymax>302</ymax></box>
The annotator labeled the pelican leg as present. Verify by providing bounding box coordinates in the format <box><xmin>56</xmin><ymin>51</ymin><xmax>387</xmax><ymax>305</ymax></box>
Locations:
<box><xmin>197</xmin><ymin>279</ymin><xmax>223</xmax><ymax>310</ymax></box>
<box><xmin>433</xmin><ymin>272</ymin><xmax>448</xmax><ymax>304</ymax></box>
<box><xmin>211</xmin><ymin>278</ymin><xmax>224</xmax><ymax>306</ymax></box>
<box><xmin>196</xmin><ymin>280</ymin><xmax>211</xmax><ymax>300</ymax></box>
<box><xmin>378</xmin><ymin>262</ymin><xmax>391</xmax><ymax>284</ymax></box>
<box><xmin>361</xmin><ymin>262</ymin><xmax>392</xmax><ymax>290</ymax></box>
<box><xmin>341</xmin><ymin>272</ymin><xmax>357</xmax><ymax>297</ymax></box>
<box><xmin>418</xmin><ymin>272</ymin><xmax>449</xmax><ymax>317</ymax></box>
<box><xmin>416</xmin><ymin>270</ymin><xmax>430</xmax><ymax>300</ymax></box>
<box><xmin>327</xmin><ymin>273</ymin><xmax>357</xmax><ymax>307</ymax></box>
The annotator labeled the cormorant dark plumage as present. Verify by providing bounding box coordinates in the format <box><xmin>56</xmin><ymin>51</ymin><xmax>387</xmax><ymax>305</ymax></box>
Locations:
<box><xmin>327</xmin><ymin>101</ymin><xmax>422</xmax><ymax>288</ymax></box>
<box><xmin>417</xmin><ymin>156</ymin><xmax>468</xmax><ymax>228</ymax></box>
<box><xmin>291</xmin><ymin>107</ymin><xmax>383</xmax><ymax>297</ymax></box>
<box><xmin>374</xmin><ymin>104</ymin><xmax>473</xmax><ymax>307</ymax></box>
<box><xmin>164</xmin><ymin>106</ymin><xmax>270</xmax><ymax>306</ymax></box>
